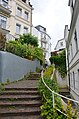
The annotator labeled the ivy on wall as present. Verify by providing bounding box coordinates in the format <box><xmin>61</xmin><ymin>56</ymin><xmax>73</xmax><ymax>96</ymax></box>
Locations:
<box><xmin>49</xmin><ymin>50</ymin><xmax>67</xmax><ymax>78</ymax></box>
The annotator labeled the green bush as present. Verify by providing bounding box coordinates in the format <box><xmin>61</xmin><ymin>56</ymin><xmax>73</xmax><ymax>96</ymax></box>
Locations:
<box><xmin>38</xmin><ymin>65</ymin><xmax>77</xmax><ymax>119</ymax></box>
<box><xmin>44</xmin><ymin>65</ymin><xmax>53</xmax><ymax>78</ymax></box>
<box><xmin>49</xmin><ymin>50</ymin><xmax>67</xmax><ymax>78</ymax></box>
<box><xmin>18</xmin><ymin>33</ymin><xmax>39</xmax><ymax>47</ymax></box>
<box><xmin>6</xmin><ymin>41</ymin><xmax>44</xmax><ymax>63</ymax></box>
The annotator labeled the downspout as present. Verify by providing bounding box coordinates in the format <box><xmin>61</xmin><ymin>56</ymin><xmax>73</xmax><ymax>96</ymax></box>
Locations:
<box><xmin>67</xmin><ymin>48</ymin><xmax>70</xmax><ymax>92</ymax></box>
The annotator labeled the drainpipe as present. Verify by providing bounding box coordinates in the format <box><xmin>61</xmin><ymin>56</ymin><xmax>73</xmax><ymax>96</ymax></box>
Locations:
<box><xmin>67</xmin><ymin>49</ymin><xmax>70</xmax><ymax>92</ymax></box>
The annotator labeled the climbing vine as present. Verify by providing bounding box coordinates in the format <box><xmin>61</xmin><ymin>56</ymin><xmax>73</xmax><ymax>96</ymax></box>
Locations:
<box><xmin>49</xmin><ymin>50</ymin><xmax>67</xmax><ymax>78</ymax></box>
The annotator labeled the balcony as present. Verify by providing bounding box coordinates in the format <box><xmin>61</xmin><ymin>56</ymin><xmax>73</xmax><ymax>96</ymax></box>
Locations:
<box><xmin>0</xmin><ymin>22</ymin><xmax>9</xmax><ymax>35</ymax></box>
<box><xmin>0</xmin><ymin>1</ymin><xmax>11</xmax><ymax>15</ymax></box>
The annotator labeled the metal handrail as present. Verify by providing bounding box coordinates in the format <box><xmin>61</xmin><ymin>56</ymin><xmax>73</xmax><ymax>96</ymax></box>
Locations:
<box><xmin>41</xmin><ymin>70</ymin><xmax>79</xmax><ymax>116</ymax></box>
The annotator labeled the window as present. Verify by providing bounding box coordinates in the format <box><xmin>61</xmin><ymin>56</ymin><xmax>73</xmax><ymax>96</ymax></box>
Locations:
<box><xmin>2</xmin><ymin>0</ymin><xmax>8</xmax><ymax>6</ymax></box>
<box><xmin>60</xmin><ymin>42</ymin><xmax>63</xmax><ymax>46</ymax></box>
<box><xmin>22</xmin><ymin>0</ymin><xmax>26</xmax><ymax>3</ymax></box>
<box><xmin>70</xmin><ymin>43</ymin><xmax>73</xmax><ymax>58</ymax></box>
<box><xmin>24</xmin><ymin>27</ymin><xmax>28</xmax><ymax>34</ymax></box>
<box><xmin>78</xmin><ymin>69</ymin><xmax>79</xmax><ymax>90</ymax></box>
<box><xmin>16</xmin><ymin>24</ymin><xmax>21</xmax><ymax>34</ymax></box>
<box><xmin>2</xmin><ymin>0</ymin><xmax>8</xmax><ymax>3</ymax></box>
<box><xmin>42</xmin><ymin>43</ymin><xmax>46</xmax><ymax>49</ymax></box>
<box><xmin>0</xmin><ymin>16</ymin><xmax>7</xmax><ymax>29</ymax></box>
<box><xmin>74</xmin><ymin>30</ymin><xmax>78</xmax><ymax>52</ymax></box>
<box><xmin>24</xmin><ymin>11</ymin><xmax>28</xmax><ymax>20</ymax></box>
<box><xmin>17</xmin><ymin>7</ymin><xmax>22</xmax><ymax>16</ymax></box>
<box><xmin>73</xmin><ymin>72</ymin><xmax>75</xmax><ymax>89</ymax></box>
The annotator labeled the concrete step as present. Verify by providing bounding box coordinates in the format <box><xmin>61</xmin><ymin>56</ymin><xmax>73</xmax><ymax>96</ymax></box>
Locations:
<box><xmin>0</xmin><ymin>95</ymin><xmax>41</xmax><ymax>101</ymax></box>
<box><xmin>0</xmin><ymin>73</ymin><xmax>42</xmax><ymax>119</ymax></box>
<box><xmin>0</xmin><ymin>90</ymin><xmax>39</xmax><ymax>95</ymax></box>
<box><xmin>0</xmin><ymin>100</ymin><xmax>42</xmax><ymax>107</ymax></box>
<box><xmin>27</xmin><ymin>78</ymin><xmax>40</xmax><ymax>80</ymax></box>
<box><xmin>4</xmin><ymin>87</ymin><xmax>37</xmax><ymax>91</ymax></box>
<box><xmin>59</xmin><ymin>88</ymin><xmax>69</xmax><ymax>93</ymax></box>
<box><xmin>0</xmin><ymin>115</ymin><xmax>43</xmax><ymax>119</ymax></box>
<box><xmin>0</xmin><ymin>107</ymin><xmax>41</xmax><ymax>117</ymax></box>
<box><xmin>30</xmin><ymin>73</ymin><xmax>41</xmax><ymax>77</ymax></box>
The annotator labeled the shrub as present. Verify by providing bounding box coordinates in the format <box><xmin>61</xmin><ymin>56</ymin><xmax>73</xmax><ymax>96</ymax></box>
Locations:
<box><xmin>49</xmin><ymin>50</ymin><xmax>67</xmax><ymax>78</ymax></box>
<box><xmin>38</xmin><ymin>65</ymin><xmax>77</xmax><ymax>119</ymax></box>
<box><xmin>44</xmin><ymin>65</ymin><xmax>53</xmax><ymax>78</ymax></box>
<box><xmin>18</xmin><ymin>33</ymin><xmax>39</xmax><ymax>47</ymax></box>
<box><xmin>6</xmin><ymin>41</ymin><xmax>44</xmax><ymax>63</ymax></box>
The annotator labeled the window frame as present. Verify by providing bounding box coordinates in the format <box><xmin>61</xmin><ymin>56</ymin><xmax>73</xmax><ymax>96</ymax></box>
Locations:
<box><xmin>74</xmin><ymin>30</ymin><xmax>78</xmax><ymax>52</ymax></box>
<box><xmin>16</xmin><ymin>7</ymin><xmax>22</xmax><ymax>17</ymax></box>
<box><xmin>16</xmin><ymin>23</ymin><xmax>21</xmax><ymax>34</ymax></box>
<box><xmin>24</xmin><ymin>11</ymin><xmax>29</xmax><ymax>21</ymax></box>
<box><xmin>23</xmin><ymin>27</ymin><xmax>28</xmax><ymax>34</ymax></box>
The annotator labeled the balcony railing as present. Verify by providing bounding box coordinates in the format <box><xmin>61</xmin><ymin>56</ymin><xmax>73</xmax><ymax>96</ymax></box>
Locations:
<box><xmin>0</xmin><ymin>1</ymin><xmax>11</xmax><ymax>15</ymax></box>
<box><xmin>0</xmin><ymin>22</ymin><xmax>6</xmax><ymax>29</ymax></box>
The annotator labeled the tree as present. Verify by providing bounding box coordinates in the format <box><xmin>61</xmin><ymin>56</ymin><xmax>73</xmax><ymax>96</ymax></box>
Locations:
<box><xmin>18</xmin><ymin>33</ymin><xmax>39</xmax><ymax>47</ymax></box>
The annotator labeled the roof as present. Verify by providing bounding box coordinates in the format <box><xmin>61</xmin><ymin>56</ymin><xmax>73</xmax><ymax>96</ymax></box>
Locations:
<box><xmin>35</xmin><ymin>25</ymin><xmax>46</xmax><ymax>30</ymax></box>
<box><xmin>35</xmin><ymin>25</ymin><xmax>51</xmax><ymax>39</ymax></box>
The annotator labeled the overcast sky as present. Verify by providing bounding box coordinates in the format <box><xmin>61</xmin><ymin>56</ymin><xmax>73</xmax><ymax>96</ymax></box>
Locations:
<box><xmin>30</xmin><ymin>0</ymin><xmax>71</xmax><ymax>50</ymax></box>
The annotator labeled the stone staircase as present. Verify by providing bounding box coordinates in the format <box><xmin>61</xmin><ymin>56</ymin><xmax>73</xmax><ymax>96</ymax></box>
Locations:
<box><xmin>0</xmin><ymin>73</ymin><xmax>43</xmax><ymax>119</ymax></box>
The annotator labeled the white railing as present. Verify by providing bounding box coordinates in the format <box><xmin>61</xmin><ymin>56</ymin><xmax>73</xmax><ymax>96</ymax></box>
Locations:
<box><xmin>41</xmin><ymin>70</ymin><xmax>79</xmax><ymax>116</ymax></box>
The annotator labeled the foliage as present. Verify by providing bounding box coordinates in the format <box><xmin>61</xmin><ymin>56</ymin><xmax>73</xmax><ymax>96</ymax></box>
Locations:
<box><xmin>44</xmin><ymin>65</ymin><xmax>53</xmax><ymax>78</ymax></box>
<box><xmin>0</xmin><ymin>83</ymin><xmax>5</xmax><ymax>93</ymax></box>
<box><xmin>34</xmin><ymin>47</ymin><xmax>44</xmax><ymax>64</ymax></box>
<box><xmin>66</xmin><ymin>101</ymin><xmax>77</xmax><ymax>119</ymax></box>
<box><xmin>6</xmin><ymin>41</ymin><xmax>26</xmax><ymax>58</ymax></box>
<box><xmin>49</xmin><ymin>50</ymin><xmax>67</xmax><ymax>78</ymax></box>
<box><xmin>6</xmin><ymin>41</ymin><xmax>44</xmax><ymax>64</ymax></box>
<box><xmin>18</xmin><ymin>33</ymin><xmax>39</xmax><ymax>47</ymax></box>
<box><xmin>0</xmin><ymin>34</ymin><xmax>6</xmax><ymax>51</ymax></box>
<box><xmin>36</xmin><ymin>67</ymin><xmax>40</xmax><ymax>73</ymax></box>
<box><xmin>38</xmin><ymin>65</ymin><xmax>77</xmax><ymax>119</ymax></box>
<box><xmin>40</xmin><ymin>99</ymin><xmax>65</xmax><ymax>119</ymax></box>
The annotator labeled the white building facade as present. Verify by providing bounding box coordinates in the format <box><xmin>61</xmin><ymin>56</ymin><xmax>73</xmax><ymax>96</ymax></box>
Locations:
<box><xmin>0</xmin><ymin>0</ymin><xmax>11</xmax><ymax>36</ymax></box>
<box><xmin>6</xmin><ymin>0</ymin><xmax>33</xmax><ymax>40</ymax></box>
<box><xmin>32</xmin><ymin>25</ymin><xmax>51</xmax><ymax>65</ymax></box>
<box><xmin>54</xmin><ymin>38</ymin><xmax>66</xmax><ymax>52</ymax></box>
<box><xmin>65</xmin><ymin>0</ymin><xmax>79</xmax><ymax>101</ymax></box>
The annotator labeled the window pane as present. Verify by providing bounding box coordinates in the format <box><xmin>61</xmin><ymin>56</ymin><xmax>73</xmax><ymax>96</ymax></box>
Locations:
<box><xmin>0</xmin><ymin>16</ymin><xmax>6</xmax><ymax>29</ymax></box>
<box><xmin>60</xmin><ymin>42</ymin><xmax>63</xmax><ymax>46</ymax></box>
<box><xmin>16</xmin><ymin>24</ymin><xmax>21</xmax><ymax>34</ymax></box>
<box><xmin>74</xmin><ymin>30</ymin><xmax>78</xmax><ymax>52</ymax></box>
<box><xmin>24</xmin><ymin>27</ymin><xmax>28</xmax><ymax>34</ymax></box>
<box><xmin>24</xmin><ymin>11</ymin><xmax>28</xmax><ymax>20</ymax></box>
<box><xmin>17</xmin><ymin>7</ymin><xmax>22</xmax><ymax>16</ymax></box>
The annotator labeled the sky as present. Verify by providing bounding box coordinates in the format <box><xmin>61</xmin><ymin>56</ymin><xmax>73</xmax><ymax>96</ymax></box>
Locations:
<box><xmin>30</xmin><ymin>0</ymin><xmax>71</xmax><ymax>50</ymax></box>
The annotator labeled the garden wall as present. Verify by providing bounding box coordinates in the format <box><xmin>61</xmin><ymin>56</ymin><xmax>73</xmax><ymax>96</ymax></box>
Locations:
<box><xmin>0</xmin><ymin>51</ymin><xmax>40</xmax><ymax>83</ymax></box>
<box><xmin>56</xmin><ymin>70</ymin><xmax>67</xmax><ymax>88</ymax></box>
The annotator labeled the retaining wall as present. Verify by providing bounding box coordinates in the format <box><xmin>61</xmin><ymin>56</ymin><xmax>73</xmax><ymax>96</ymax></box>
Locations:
<box><xmin>0</xmin><ymin>51</ymin><xmax>40</xmax><ymax>83</ymax></box>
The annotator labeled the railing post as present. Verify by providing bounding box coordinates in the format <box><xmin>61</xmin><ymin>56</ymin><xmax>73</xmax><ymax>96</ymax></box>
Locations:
<box><xmin>52</xmin><ymin>92</ymin><xmax>54</xmax><ymax>108</ymax></box>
